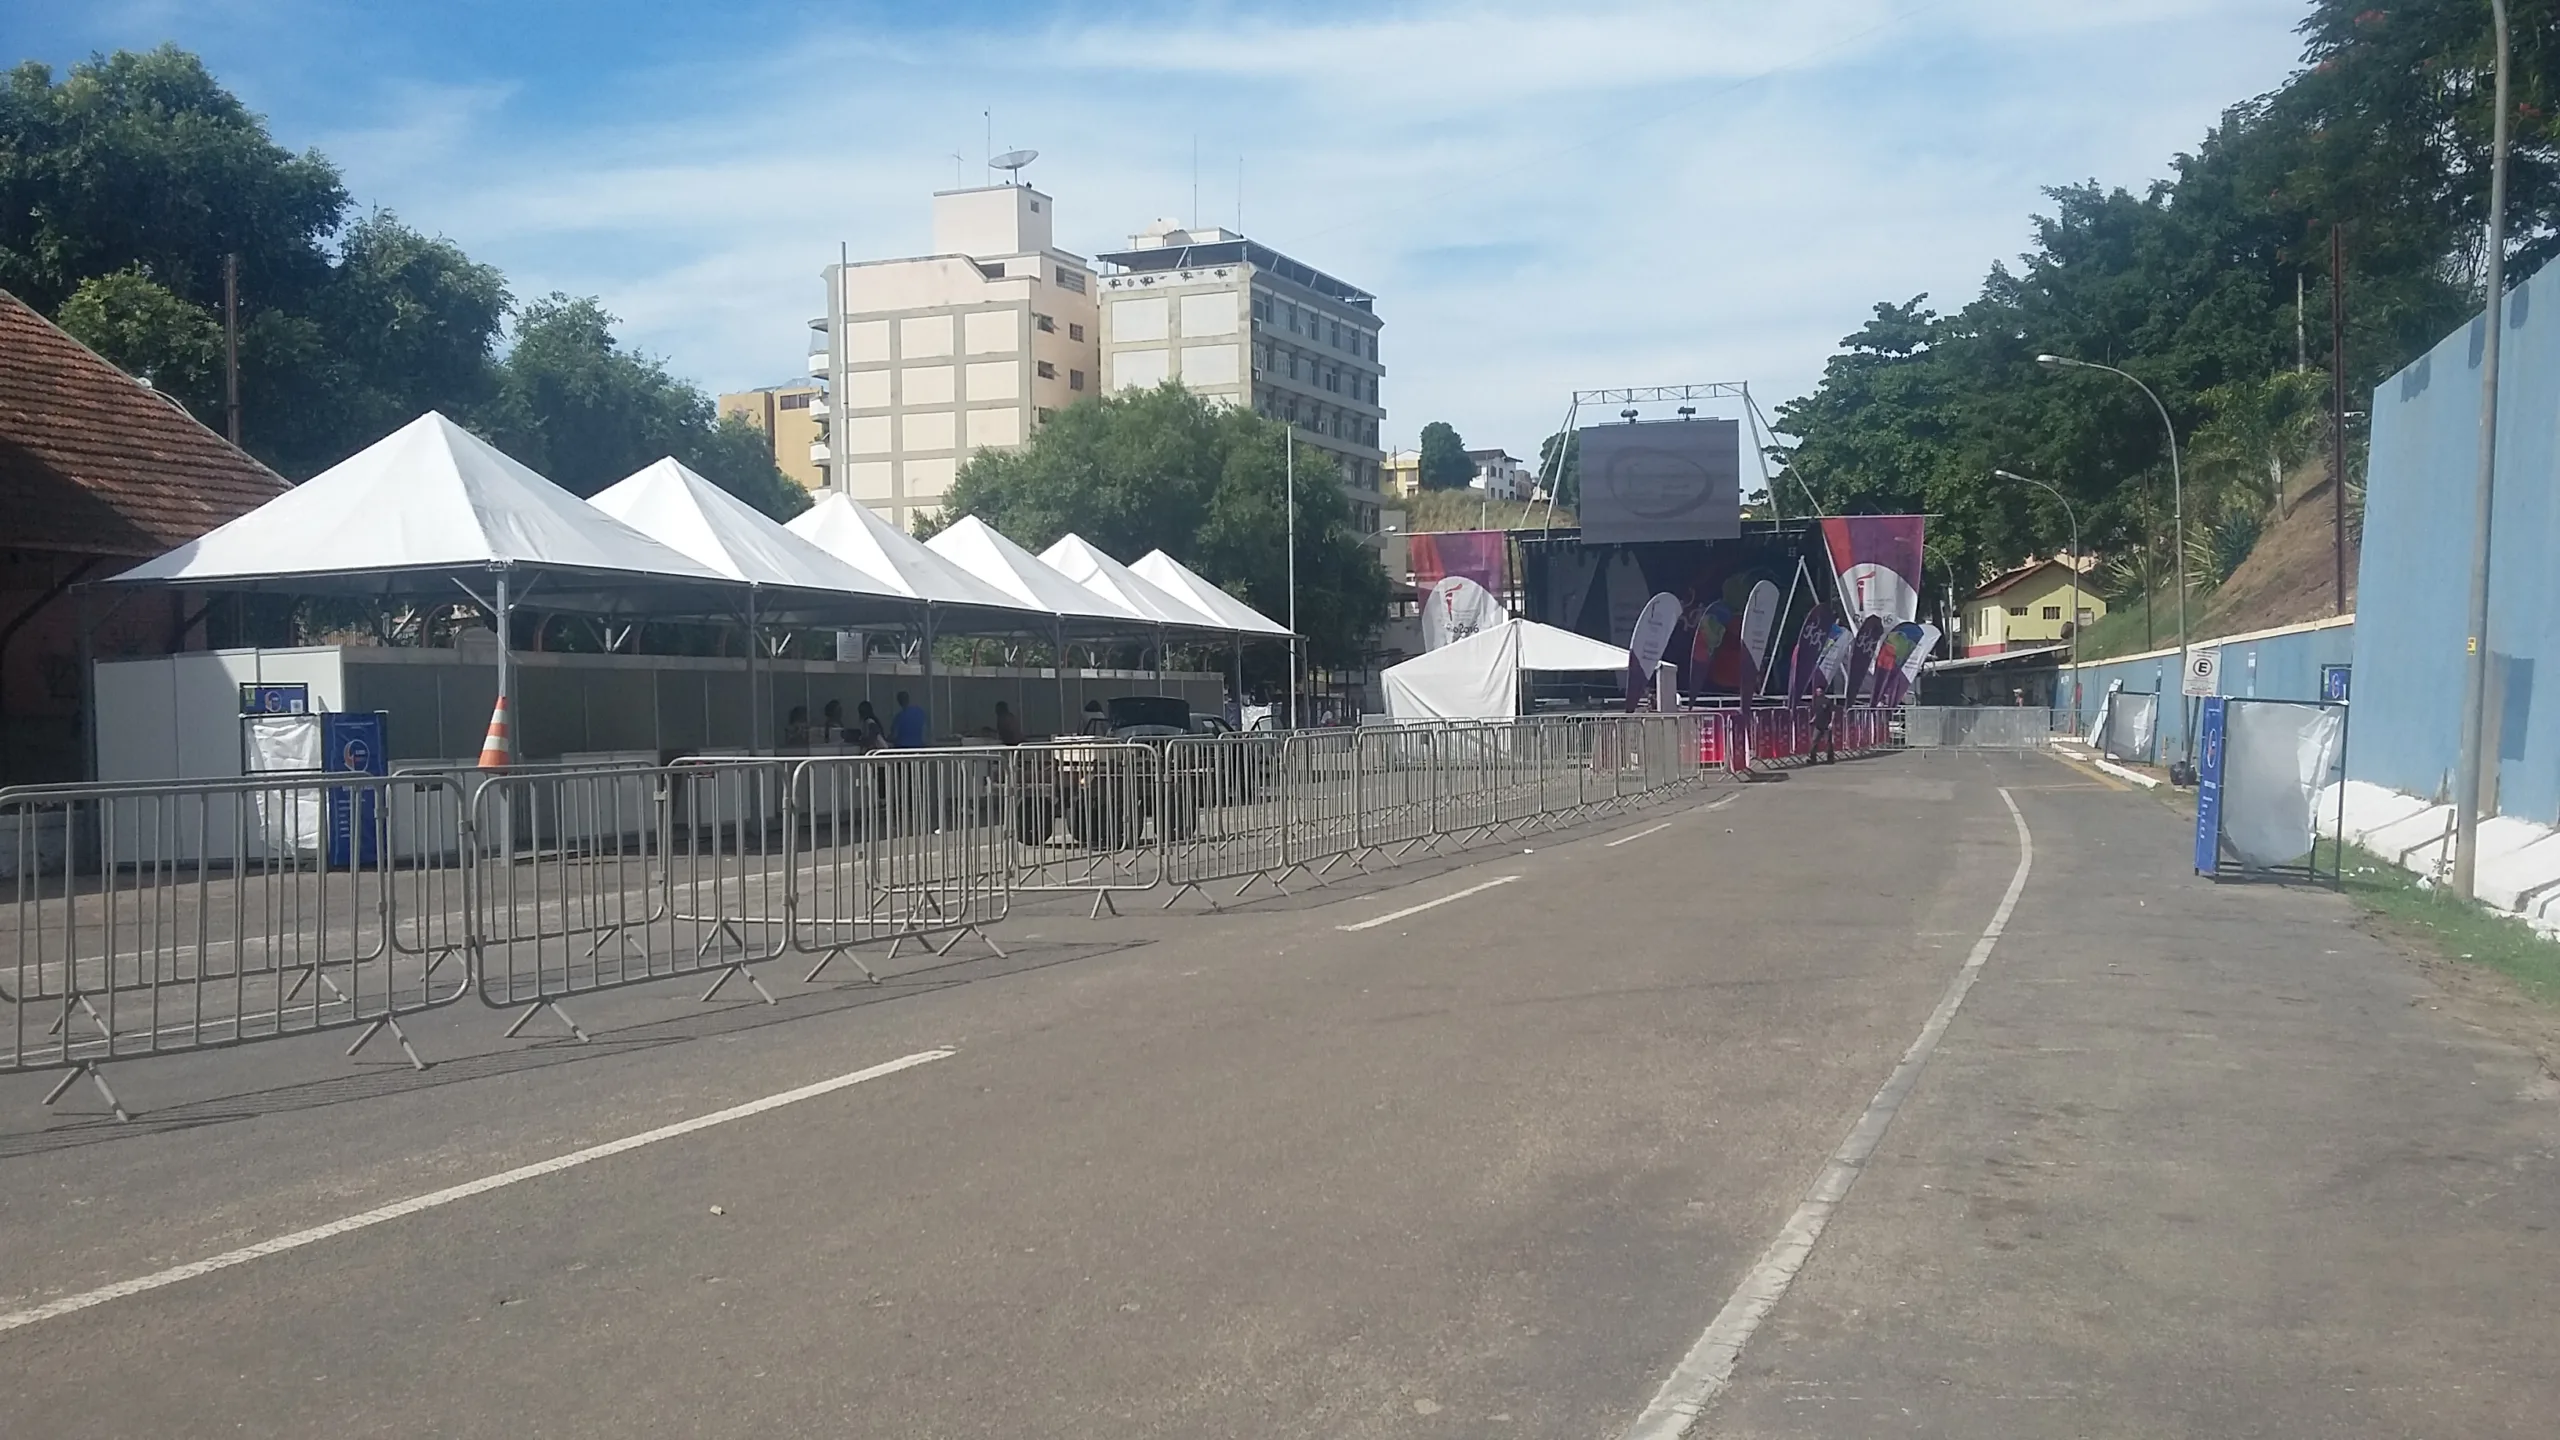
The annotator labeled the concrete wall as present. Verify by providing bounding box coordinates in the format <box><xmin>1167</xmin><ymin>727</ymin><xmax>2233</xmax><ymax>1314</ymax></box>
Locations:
<box><xmin>2352</xmin><ymin>252</ymin><xmax>2560</xmax><ymax>819</ymax></box>
<box><xmin>2050</xmin><ymin>615</ymin><xmax>2355</xmax><ymax>757</ymax></box>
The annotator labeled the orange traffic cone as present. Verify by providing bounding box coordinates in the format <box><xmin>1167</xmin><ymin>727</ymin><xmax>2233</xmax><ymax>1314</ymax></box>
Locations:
<box><xmin>477</xmin><ymin>695</ymin><xmax>513</xmax><ymax>768</ymax></box>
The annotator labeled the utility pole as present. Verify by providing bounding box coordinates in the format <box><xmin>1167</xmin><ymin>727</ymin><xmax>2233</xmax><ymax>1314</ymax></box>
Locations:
<box><xmin>2454</xmin><ymin>0</ymin><xmax>2513</xmax><ymax>900</ymax></box>
<box><xmin>2297</xmin><ymin>271</ymin><xmax>2308</xmax><ymax>373</ymax></box>
<box><xmin>2330</xmin><ymin>224</ymin><xmax>2349</xmax><ymax>616</ymax></box>
<box><xmin>1286</xmin><ymin>425</ymin><xmax>1299</xmax><ymax>729</ymax></box>
<box><xmin>223</xmin><ymin>253</ymin><xmax>242</xmax><ymax>447</ymax></box>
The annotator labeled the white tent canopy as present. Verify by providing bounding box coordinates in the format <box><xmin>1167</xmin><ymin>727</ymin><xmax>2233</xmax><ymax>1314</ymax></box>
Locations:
<box><xmin>589</xmin><ymin>458</ymin><xmax>915</xmax><ymax>622</ymax></box>
<box><xmin>1380</xmin><ymin>618</ymin><xmax>1630</xmax><ymax>721</ymax></box>
<box><xmin>926</xmin><ymin>515</ymin><xmax>1145</xmax><ymax>630</ymax></box>
<box><xmin>108</xmin><ymin>411</ymin><xmax>736</xmax><ymax>612</ymax></box>
<box><xmin>783</xmin><ymin>492</ymin><xmax>1036</xmax><ymax>628</ymax></box>
<box><xmin>1129</xmin><ymin>550</ymin><xmax>1291</xmax><ymax>638</ymax></box>
<box><xmin>1038</xmin><ymin>534</ymin><xmax>1234</xmax><ymax>634</ymax></box>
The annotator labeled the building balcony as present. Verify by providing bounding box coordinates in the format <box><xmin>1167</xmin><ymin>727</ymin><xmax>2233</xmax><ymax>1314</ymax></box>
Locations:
<box><xmin>809</xmin><ymin>442</ymin><xmax>831</xmax><ymax>464</ymax></box>
<box><xmin>807</xmin><ymin>351</ymin><xmax>829</xmax><ymax>376</ymax></box>
<box><xmin>808</xmin><ymin>395</ymin><xmax>830</xmax><ymax>419</ymax></box>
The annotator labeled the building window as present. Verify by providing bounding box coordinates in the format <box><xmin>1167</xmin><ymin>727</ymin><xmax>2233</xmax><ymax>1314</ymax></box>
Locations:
<box><xmin>1054</xmin><ymin>268</ymin><xmax>1086</xmax><ymax>293</ymax></box>
<box><xmin>1286</xmin><ymin>305</ymin><xmax>1300</xmax><ymax>334</ymax></box>
<box><xmin>1329</xmin><ymin>320</ymin><xmax>1342</xmax><ymax>348</ymax></box>
<box><xmin>1285</xmin><ymin>398</ymin><xmax>1300</xmax><ymax>423</ymax></box>
<box><xmin>1069</xmin><ymin>369</ymin><xmax>1086</xmax><ymax>391</ymax></box>
<box><xmin>1252</xmin><ymin>295</ymin><xmax>1271</xmax><ymax>324</ymax></box>
<box><xmin>1035</xmin><ymin>313</ymin><xmax>1056</xmax><ymax>333</ymax></box>
<box><xmin>2007</xmin><ymin>605</ymin><xmax>2028</xmax><ymax>617</ymax></box>
<box><xmin>779</xmin><ymin>392</ymin><xmax>811</xmax><ymax>410</ymax></box>
<box><xmin>1068</xmin><ymin>322</ymin><xmax>1085</xmax><ymax>341</ymax></box>
<box><xmin>1037</xmin><ymin>360</ymin><xmax>1057</xmax><ymax>379</ymax></box>
<box><xmin>2041</xmin><ymin>605</ymin><xmax>2062</xmax><ymax>620</ymax></box>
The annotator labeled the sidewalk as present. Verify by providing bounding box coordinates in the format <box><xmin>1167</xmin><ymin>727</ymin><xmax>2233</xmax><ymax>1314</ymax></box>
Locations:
<box><xmin>1708</xmin><ymin>765</ymin><xmax>2560</xmax><ymax>1438</ymax></box>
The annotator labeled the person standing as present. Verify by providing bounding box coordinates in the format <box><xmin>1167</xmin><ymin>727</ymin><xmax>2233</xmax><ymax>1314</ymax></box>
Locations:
<box><xmin>891</xmin><ymin>690</ymin><xmax>929</xmax><ymax>748</ymax></box>
<box><xmin>853</xmin><ymin>700</ymin><xmax>888</xmax><ymax>751</ymax></box>
<box><xmin>995</xmin><ymin>700</ymin><xmax>1024</xmax><ymax>746</ymax></box>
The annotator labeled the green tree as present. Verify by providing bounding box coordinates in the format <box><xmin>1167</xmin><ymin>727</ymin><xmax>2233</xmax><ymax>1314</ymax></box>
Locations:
<box><xmin>1537</xmin><ymin>428</ymin><xmax>1580</xmax><ymax>510</ymax></box>
<box><xmin>487</xmin><ymin>294</ymin><xmax>805</xmax><ymax>518</ymax></box>
<box><xmin>1417</xmin><ymin>420</ymin><xmax>1474</xmax><ymax>490</ymax></box>
<box><xmin>54</xmin><ymin>268</ymin><xmax>223</xmax><ymax>417</ymax></box>
<box><xmin>938</xmin><ymin>383</ymin><xmax>1390</xmax><ymax>672</ymax></box>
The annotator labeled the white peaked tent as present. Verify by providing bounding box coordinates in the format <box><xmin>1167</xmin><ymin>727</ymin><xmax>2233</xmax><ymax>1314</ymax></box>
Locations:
<box><xmin>591</xmin><ymin>459</ymin><xmax>923</xmax><ymax>751</ymax></box>
<box><xmin>1129</xmin><ymin>550</ymin><xmax>1291</xmax><ymax>637</ymax></box>
<box><xmin>1037</xmin><ymin>535</ymin><xmax>1230</xmax><ymax>633</ymax></box>
<box><xmin>783</xmin><ymin>492</ymin><xmax>1034</xmax><ymax>627</ymax></box>
<box><xmin>107</xmin><ymin>412</ymin><xmax>745</xmax><ymax>752</ymax></box>
<box><xmin>1380</xmin><ymin>618</ymin><xmax>1630</xmax><ymax>721</ymax></box>
<box><xmin>589</xmin><ymin>459</ymin><xmax>913</xmax><ymax>620</ymax></box>
<box><xmin>110</xmin><ymin>412</ymin><xmax>734</xmax><ymax>606</ymax></box>
<box><xmin>926</xmin><ymin>516</ymin><xmax>1145</xmax><ymax>629</ymax></box>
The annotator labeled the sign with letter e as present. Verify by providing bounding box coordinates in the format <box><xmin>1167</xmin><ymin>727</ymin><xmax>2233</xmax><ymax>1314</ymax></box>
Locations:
<box><xmin>2182</xmin><ymin>648</ymin><xmax>2221</xmax><ymax>698</ymax></box>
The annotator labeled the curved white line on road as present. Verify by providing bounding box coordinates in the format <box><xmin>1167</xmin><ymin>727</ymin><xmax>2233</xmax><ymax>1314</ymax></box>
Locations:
<box><xmin>1619</xmin><ymin>788</ymin><xmax>2033</xmax><ymax>1439</ymax></box>
<box><xmin>0</xmin><ymin>1047</ymin><xmax>956</xmax><ymax>1337</ymax></box>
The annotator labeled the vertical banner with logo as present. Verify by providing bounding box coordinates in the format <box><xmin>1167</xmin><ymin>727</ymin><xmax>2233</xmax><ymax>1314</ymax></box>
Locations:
<box><xmin>1818</xmin><ymin>515</ymin><xmax>1928</xmax><ymax>624</ymax></box>
<box><xmin>324</xmin><ymin>711</ymin><xmax>389</xmax><ymax>869</ymax></box>
<box><xmin>2192</xmin><ymin>698</ymin><xmax>2226</xmax><ymax>877</ymax></box>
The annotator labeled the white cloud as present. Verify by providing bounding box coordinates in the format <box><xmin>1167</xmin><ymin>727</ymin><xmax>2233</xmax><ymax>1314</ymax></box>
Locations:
<box><xmin>304</xmin><ymin>0</ymin><xmax>2309</xmax><ymax>454</ymax></box>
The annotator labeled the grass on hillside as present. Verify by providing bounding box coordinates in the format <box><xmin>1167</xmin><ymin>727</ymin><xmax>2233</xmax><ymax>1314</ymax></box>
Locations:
<box><xmin>1397</xmin><ymin>489</ymin><xmax>1574</xmax><ymax>533</ymax></box>
<box><xmin>2341</xmin><ymin>844</ymin><xmax>2560</xmax><ymax>1006</ymax></box>
<box><xmin>2071</xmin><ymin>582</ymin><xmax>2186</xmax><ymax>662</ymax></box>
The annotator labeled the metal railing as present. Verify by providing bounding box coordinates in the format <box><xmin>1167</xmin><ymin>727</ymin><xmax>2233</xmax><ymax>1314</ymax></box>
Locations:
<box><xmin>0</xmin><ymin>708</ymin><xmax>1888</xmax><ymax>1118</ymax></box>
<box><xmin>1900</xmin><ymin>707</ymin><xmax>2052</xmax><ymax>750</ymax></box>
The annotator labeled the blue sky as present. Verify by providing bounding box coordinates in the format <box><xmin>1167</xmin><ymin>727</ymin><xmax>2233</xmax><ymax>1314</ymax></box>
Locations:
<box><xmin>19</xmin><ymin>1</ymin><xmax>2312</xmax><ymax>456</ymax></box>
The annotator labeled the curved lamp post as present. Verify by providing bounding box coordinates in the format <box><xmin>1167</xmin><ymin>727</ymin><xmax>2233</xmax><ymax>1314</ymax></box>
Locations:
<box><xmin>2037</xmin><ymin>353</ymin><xmax>2191</xmax><ymax>771</ymax></box>
<box><xmin>1994</xmin><ymin>468</ymin><xmax>2083</xmax><ymax>730</ymax></box>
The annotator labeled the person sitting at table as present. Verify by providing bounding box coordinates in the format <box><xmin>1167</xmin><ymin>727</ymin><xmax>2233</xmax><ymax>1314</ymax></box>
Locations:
<box><xmin>782</xmin><ymin>705</ymin><xmax>811</xmax><ymax>747</ymax></box>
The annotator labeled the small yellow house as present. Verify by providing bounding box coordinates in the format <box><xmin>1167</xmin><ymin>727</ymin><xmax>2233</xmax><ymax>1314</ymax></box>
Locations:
<box><xmin>1963</xmin><ymin>559</ymin><xmax>2103</xmax><ymax>656</ymax></box>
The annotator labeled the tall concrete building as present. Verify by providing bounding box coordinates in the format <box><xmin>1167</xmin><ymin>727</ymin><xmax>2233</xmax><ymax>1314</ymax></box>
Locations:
<box><xmin>1093</xmin><ymin>223</ymin><xmax>1385</xmax><ymax>533</ymax></box>
<box><xmin>810</xmin><ymin>184</ymin><xmax>1101</xmax><ymax>529</ymax></box>
<box><xmin>716</xmin><ymin>380</ymin><xmax>828</xmax><ymax>493</ymax></box>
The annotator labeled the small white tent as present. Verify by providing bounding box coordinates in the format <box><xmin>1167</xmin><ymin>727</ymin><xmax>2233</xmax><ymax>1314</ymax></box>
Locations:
<box><xmin>1129</xmin><ymin>550</ymin><xmax>1292</xmax><ymax>638</ymax></box>
<box><xmin>1380</xmin><ymin>618</ymin><xmax>1630</xmax><ymax>721</ymax></box>
<box><xmin>590</xmin><ymin>459</ymin><xmax>914</xmax><ymax>621</ymax></box>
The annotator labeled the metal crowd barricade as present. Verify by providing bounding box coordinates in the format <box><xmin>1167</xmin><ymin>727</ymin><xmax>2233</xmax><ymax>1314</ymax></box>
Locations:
<box><xmin>1002</xmin><ymin>739</ymin><xmax>1166</xmax><ymax>915</ymax></box>
<box><xmin>3</xmin><ymin>771</ymin><xmax>471</xmax><ymax>1118</ymax></box>
<box><xmin>791</xmin><ymin>748</ymin><xmax>1010</xmax><ymax>980</ymax></box>
<box><xmin>470</xmin><ymin>759</ymin><xmax>799</xmax><ymax>1040</ymax></box>
<box><xmin>1160</xmin><ymin>733</ymin><xmax>1291</xmax><ymax>906</ymax></box>
<box><xmin>1277</xmin><ymin>728</ymin><xmax>1363</xmax><ymax>884</ymax></box>
<box><xmin>1356</xmin><ymin>725</ymin><xmax>1443</xmax><ymax>861</ymax></box>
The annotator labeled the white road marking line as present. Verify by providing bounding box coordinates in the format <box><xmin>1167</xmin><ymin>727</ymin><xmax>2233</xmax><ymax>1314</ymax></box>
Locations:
<box><xmin>1619</xmin><ymin>788</ymin><xmax>2033</xmax><ymax>1440</ymax></box>
<box><xmin>0</xmin><ymin>1047</ymin><xmax>955</xmax><ymax>1337</ymax></box>
<box><xmin>1606</xmin><ymin>823</ymin><xmax>1674</xmax><ymax>848</ymax></box>
<box><xmin>1335</xmin><ymin>875</ymin><xmax>1522</xmax><ymax>932</ymax></box>
<box><xmin>1704</xmin><ymin>793</ymin><xmax>1740</xmax><ymax>812</ymax></box>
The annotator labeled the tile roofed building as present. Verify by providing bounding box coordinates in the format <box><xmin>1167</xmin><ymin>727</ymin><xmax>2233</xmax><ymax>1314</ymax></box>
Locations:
<box><xmin>2</xmin><ymin>288</ymin><xmax>290</xmax><ymax>785</ymax></box>
<box><xmin>0</xmin><ymin>288</ymin><xmax>288</xmax><ymax>557</ymax></box>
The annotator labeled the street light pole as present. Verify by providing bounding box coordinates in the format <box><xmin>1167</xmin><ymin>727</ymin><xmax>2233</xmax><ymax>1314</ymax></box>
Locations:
<box><xmin>1995</xmin><ymin>469</ymin><xmax>2082</xmax><ymax>723</ymax></box>
<box><xmin>2039</xmin><ymin>353</ymin><xmax>2189</xmax><ymax>763</ymax></box>
<box><xmin>1286</xmin><ymin>424</ymin><xmax>1299</xmax><ymax>729</ymax></box>
<box><xmin>2455</xmin><ymin>0</ymin><xmax>2513</xmax><ymax>900</ymax></box>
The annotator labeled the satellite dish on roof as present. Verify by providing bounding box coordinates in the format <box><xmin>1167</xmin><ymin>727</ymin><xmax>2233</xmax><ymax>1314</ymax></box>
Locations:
<box><xmin>991</xmin><ymin>148</ymin><xmax>1038</xmax><ymax>182</ymax></box>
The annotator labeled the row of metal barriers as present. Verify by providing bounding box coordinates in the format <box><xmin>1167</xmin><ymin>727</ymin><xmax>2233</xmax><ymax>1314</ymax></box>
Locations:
<box><xmin>0</xmin><ymin>708</ymin><xmax>1888</xmax><ymax>1117</ymax></box>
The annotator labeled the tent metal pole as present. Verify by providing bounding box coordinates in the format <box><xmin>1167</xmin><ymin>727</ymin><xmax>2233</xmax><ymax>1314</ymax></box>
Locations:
<box><xmin>745</xmin><ymin>587</ymin><xmax>761</xmax><ymax>754</ymax></box>
<box><xmin>1232</xmin><ymin>637</ymin><xmax>1243</xmax><ymax>720</ymax></box>
<box><xmin>494</xmin><ymin>567</ymin><xmax>513</xmax><ymax>731</ymax></box>
<box><xmin>1054</xmin><ymin>617</ymin><xmax>1070</xmax><ymax>735</ymax></box>
<box><xmin>921</xmin><ymin>606</ymin><xmax>936</xmax><ymax>739</ymax></box>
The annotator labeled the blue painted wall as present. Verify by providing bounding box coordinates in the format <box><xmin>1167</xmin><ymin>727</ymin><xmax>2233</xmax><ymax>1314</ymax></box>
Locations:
<box><xmin>2052</xmin><ymin>619</ymin><xmax>2355</xmax><ymax>759</ymax></box>
<box><xmin>2353</xmin><ymin>254</ymin><xmax>2560</xmax><ymax>818</ymax></box>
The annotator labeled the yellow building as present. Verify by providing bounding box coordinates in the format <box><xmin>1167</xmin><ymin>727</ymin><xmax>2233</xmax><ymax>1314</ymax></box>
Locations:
<box><xmin>1963</xmin><ymin>558</ymin><xmax>2104</xmax><ymax>656</ymax></box>
<box><xmin>1382</xmin><ymin>449</ymin><xmax>1421</xmax><ymax>499</ymax></box>
<box><xmin>716</xmin><ymin>382</ymin><xmax>828</xmax><ymax>493</ymax></box>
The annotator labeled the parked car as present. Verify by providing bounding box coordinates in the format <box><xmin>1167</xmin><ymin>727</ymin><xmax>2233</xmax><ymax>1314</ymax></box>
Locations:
<box><xmin>1012</xmin><ymin>697</ymin><xmax>1226</xmax><ymax>848</ymax></box>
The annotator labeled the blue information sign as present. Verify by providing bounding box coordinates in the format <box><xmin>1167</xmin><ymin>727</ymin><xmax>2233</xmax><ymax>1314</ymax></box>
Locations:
<box><xmin>2321</xmin><ymin>664</ymin><xmax>2352</xmax><ymax>703</ymax></box>
<box><xmin>2192</xmin><ymin>697</ymin><xmax>2226</xmax><ymax>877</ymax></box>
<box><xmin>323</xmin><ymin>711</ymin><xmax>388</xmax><ymax>869</ymax></box>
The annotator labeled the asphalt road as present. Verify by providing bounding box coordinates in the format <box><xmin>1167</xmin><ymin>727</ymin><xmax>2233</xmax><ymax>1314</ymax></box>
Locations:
<box><xmin>3</xmin><ymin>751</ymin><xmax>2553</xmax><ymax>1438</ymax></box>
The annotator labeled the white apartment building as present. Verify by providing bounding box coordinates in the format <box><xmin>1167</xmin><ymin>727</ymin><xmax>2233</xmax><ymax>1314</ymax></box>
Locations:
<box><xmin>809</xmin><ymin>184</ymin><xmax>1101</xmax><ymax>529</ymax></box>
<box><xmin>1467</xmin><ymin>447</ymin><xmax>1537</xmax><ymax>502</ymax></box>
<box><xmin>1093</xmin><ymin>222</ymin><xmax>1386</xmax><ymax>533</ymax></box>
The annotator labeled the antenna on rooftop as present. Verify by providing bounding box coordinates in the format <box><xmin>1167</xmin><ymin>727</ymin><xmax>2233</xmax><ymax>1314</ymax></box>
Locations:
<box><xmin>991</xmin><ymin>149</ymin><xmax>1038</xmax><ymax>186</ymax></box>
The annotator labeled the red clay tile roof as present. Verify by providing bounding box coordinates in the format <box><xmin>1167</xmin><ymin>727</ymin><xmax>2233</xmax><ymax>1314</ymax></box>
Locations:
<box><xmin>1968</xmin><ymin>557</ymin><xmax>2078</xmax><ymax>601</ymax></box>
<box><xmin>0</xmin><ymin>288</ymin><xmax>288</xmax><ymax>560</ymax></box>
